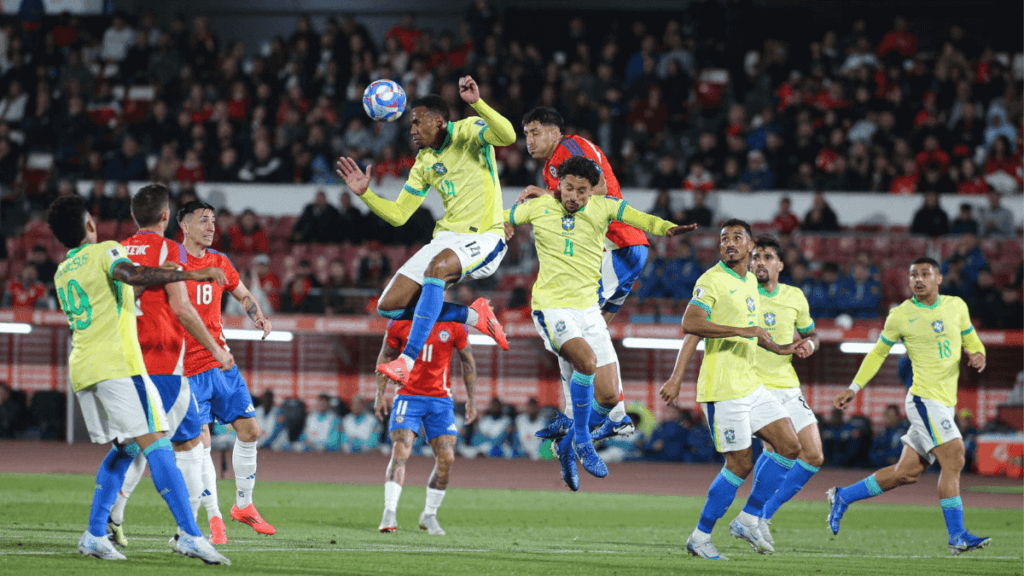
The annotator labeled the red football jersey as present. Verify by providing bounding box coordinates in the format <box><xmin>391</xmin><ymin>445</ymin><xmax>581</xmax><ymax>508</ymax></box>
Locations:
<box><xmin>183</xmin><ymin>249</ymin><xmax>240</xmax><ymax>377</ymax></box>
<box><xmin>122</xmin><ymin>232</ymin><xmax>189</xmax><ymax>375</ymax></box>
<box><xmin>7</xmin><ymin>281</ymin><xmax>48</xmax><ymax>309</ymax></box>
<box><xmin>543</xmin><ymin>135</ymin><xmax>649</xmax><ymax>249</ymax></box>
<box><xmin>385</xmin><ymin>321</ymin><xmax>468</xmax><ymax>398</ymax></box>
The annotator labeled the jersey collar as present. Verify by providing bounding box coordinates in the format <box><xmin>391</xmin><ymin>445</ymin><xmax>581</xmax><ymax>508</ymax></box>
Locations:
<box><xmin>717</xmin><ymin>261</ymin><xmax>747</xmax><ymax>281</ymax></box>
<box><xmin>66</xmin><ymin>245</ymin><xmax>87</xmax><ymax>259</ymax></box>
<box><xmin>758</xmin><ymin>283</ymin><xmax>780</xmax><ymax>298</ymax></box>
<box><xmin>911</xmin><ymin>294</ymin><xmax>941</xmax><ymax>309</ymax></box>
<box><xmin>436</xmin><ymin>121</ymin><xmax>454</xmax><ymax>153</ymax></box>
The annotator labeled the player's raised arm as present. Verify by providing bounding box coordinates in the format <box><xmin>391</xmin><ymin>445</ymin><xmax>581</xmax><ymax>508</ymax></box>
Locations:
<box><xmin>336</xmin><ymin>156</ymin><xmax>428</xmax><ymax>227</ymax></box>
<box><xmin>166</xmin><ymin>281</ymin><xmax>235</xmax><ymax>371</ymax></box>
<box><xmin>459</xmin><ymin>76</ymin><xmax>516</xmax><ymax>146</ymax></box>
<box><xmin>456</xmin><ymin>343</ymin><xmax>478</xmax><ymax>424</ymax></box>
<box><xmin>660</xmin><ymin>333</ymin><xmax>702</xmax><ymax>404</ymax></box>
<box><xmin>613</xmin><ymin>200</ymin><xmax>698</xmax><ymax>237</ymax></box>
<box><xmin>230</xmin><ymin>281</ymin><xmax>272</xmax><ymax>340</ymax></box>
<box><xmin>112</xmin><ymin>260</ymin><xmax>226</xmax><ymax>287</ymax></box>
<box><xmin>374</xmin><ymin>337</ymin><xmax>400</xmax><ymax>422</ymax></box>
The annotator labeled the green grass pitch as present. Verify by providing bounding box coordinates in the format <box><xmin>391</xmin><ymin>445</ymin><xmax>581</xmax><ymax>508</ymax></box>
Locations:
<box><xmin>0</xmin><ymin>473</ymin><xmax>1020</xmax><ymax>576</ymax></box>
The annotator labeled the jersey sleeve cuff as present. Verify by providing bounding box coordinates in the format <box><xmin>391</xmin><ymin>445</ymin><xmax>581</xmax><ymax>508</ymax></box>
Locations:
<box><xmin>879</xmin><ymin>335</ymin><xmax>896</xmax><ymax>346</ymax></box>
<box><xmin>797</xmin><ymin>322</ymin><xmax>815</xmax><ymax>334</ymax></box>
<box><xmin>688</xmin><ymin>300</ymin><xmax>711</xmax><ymax>316</ymax></box>
<box><xmin>960</xmin><ymin>325</ymin><xmax>975</xmax><ymax>336</ymax></box>
<box><xmin>508</xmin><ymin>204</ymin><xmax>519</xmax><ymax>226</ymax></box>
<box><xmin>109</xmin><ymin>257</ymin><xmax>132</xmax><ymax>278</ymax></box>
<box><xmin>616</xmin><ymin>200</ymin><xmax>628</xmax><ymax>221</ymax></box>
<box><xmin>478</xmin><ymin>125</ymin><xmax>489</xmax><ymax>144</ymax></box>
<box><xmin>402</xmin><ymin>184</ymin><xmax>429</xmax><ymax>197</ymax></box>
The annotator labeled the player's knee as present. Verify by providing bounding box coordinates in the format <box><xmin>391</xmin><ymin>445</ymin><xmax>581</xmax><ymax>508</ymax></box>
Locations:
<box><xmin>802</xmin><ymin>450</ymin><xmax>825</xmax><ymax>469</ymax></box>
<box><xmin>779</xmin><ymin>439</ymin><xmax>801</xmax><ymax>461</ymax></box>
<box><xmin>574</xmin><ymin>354</ymin><xmax>597</xmax><ymax>376</ymax></box>
<box><xmin>436</xmin><ymin>448</ymin><xmax>455</xmax><ymax>468</ymax></box>
<box><xmin>594</xmin><ymin>387</ymin><xmax>617</xmax><ymax>407</ymax></box>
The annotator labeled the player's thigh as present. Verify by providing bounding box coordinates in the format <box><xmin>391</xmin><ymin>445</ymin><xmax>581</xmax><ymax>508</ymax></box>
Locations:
<box><xmin>389</xmin><ymin>428</ymin><xmax>416</xmax><ymax>460</ymax></box>
<box><xmin>750</xmin><ymin>387</ymin><xmax>799</xmax><ymax>455</ymax></box>
<box><xmin>457</xmin><ymin>232</ymin><xmax>508</xmax><ymax>282</ymax></box>
<box><xmin>701</xmin><ymin>397</ymin><xmax>755</xmax><ymax>454</ymax></box>
<box><xmin>532</xmin><ymin>308</ymin><xmax>585</xmax><ymax>357</ymax></box>
<box><xmin>378</xmin><ymin>274</ymin><xmax>422</xmax><ymax>312</ymax></box>
<box><xmin>583</xmin><ymin>306</ymin><xmax>620</xmax><ymax>400</ymax></box>
<box><xmin>902</xmin><ymin>392</ymin><xmax>962</xmax><ymax>466</ymax></box>
<box><xmin>931</xmin><ymin>437</ymin><xmax>966</xmax><ymax>471</ymax></box>
<box><xmin>209</xmin><ymin>366</ymin><xmax>257</xmax><ymax>427</ymax></box>
<box><xmin>772</xmin><ymin>387</ymin><xmax>818</xmax><ymax>454</ymax></box>
<box><xmin>188</xmin><ymin>371</ymin><xmax>214</xmax><ymax>425</ymax></box>
<box><xmin>428</xmin><ymin>434</ymin><xmax>458</xmax><ymax>464</ymax></box>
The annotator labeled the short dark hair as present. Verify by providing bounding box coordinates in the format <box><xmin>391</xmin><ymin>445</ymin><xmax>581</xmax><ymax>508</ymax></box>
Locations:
<box><xmin>522</xmin><ymin>107</ymin><xmax>564</xmax><ymax>132</ymax></box>
<box><xmin>47</xmin><ymin>196</ymin><xmax>89</xmax><ymax>248</ymax></box>
<box><xmin>132</xmin><ymin>183</ymin><xmax>171</xmax><ymax>228</ymax></box>
<box><xmin>409</xmin><ymin>95</ymin><xmax>449</xmax><ymax>121</ymax></box>
<box><xmin>176</xmin><ymin>199</ymin><xmax>215</xmax><ymax>224</ymax></box>
<box><xmin>911</xmin><ymin>256</ymin><xmax>940</xmax><ymax>271</ymax></box>
<box><xmin>557</xmin><ymin>156</ymin><xmax>600</xmax><ymax>186</ymax></box>
<box><xmin>720</xmin><ymin>218</ymin><xmax>752</xmax><ymax>239</ymax></box>
<box><xmin>754</xmin><ymin>234</ymin><xmax>782</xmax><ymax>256</ymax></box>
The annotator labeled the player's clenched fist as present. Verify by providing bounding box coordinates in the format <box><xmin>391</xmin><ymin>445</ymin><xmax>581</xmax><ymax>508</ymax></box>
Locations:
<box><xmin>459</xmin><ymin>76</ymin><xmax>480</xmax><ymax>104</ymax></box>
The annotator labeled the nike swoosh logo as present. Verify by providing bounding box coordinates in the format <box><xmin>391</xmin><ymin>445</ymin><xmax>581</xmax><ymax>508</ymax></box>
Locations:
<box><xmin>730</xmin><ymin>289</ymin><xmax>737</xmax><ymax>293</ymax></box>
<box><xmin>575</xmin><ymin>403</ymin><xmax>589</xmax><ymax>408</ymax></box>
<box><xmin>414</xmin><ymin>315</ymin><xmax>430</xmax><ymax>320</ymax></box>
<box><xmin>909</xmin><ymin>318</ymin><xmax>917</xmax><ymax>323</ymax></box>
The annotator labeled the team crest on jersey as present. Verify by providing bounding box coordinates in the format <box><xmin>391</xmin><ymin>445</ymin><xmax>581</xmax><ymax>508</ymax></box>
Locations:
<box><xmin>395</xmin><ymin>415</ymin><xmax>404</xmax><ymax>424</ymax></box>
<box><xmin>724</xmin><ymin>428</ymin><xmax>736</xmax><ymax>444</ymax></box>
<box><xmin>764</xmin><ymin>312</ymin><xmax>776</xmax><ymax>326</ymax></box>
<box><xmin>432</xmin><ymin>162</ymin><xmax>448</xmax><ymax>175</ymax></box>
<box><xmin>746</xmin><ymin>297</ymin><xmax>756</xmax><ymax>312</ymax></box>
<box><xmin>555</xmin><ymin>320</ymin><xmax>567</xmax><ymax>334</ymax></box>
<box><xmin>932</xmin><ymin>320</ymin><xmax>944</xmax><ymax>333</ymax></box>
<box><xmin>549</xmin><ymin>165</ymin><xmax>558</xmax><ymax>179</ymax></box>
<box><xmin>438</xmin><ymin>330</ymin><xmax>451</xmax><ymax>343</ymax></box>
<box><xmin>562</xmin><ymin>216</ymin><xmax>575</xmax><ymax>231</ymax></box>
<box><xmin>475</xmin><ymin>119</ymin><xmax>486</xmax><ymax>126</ymax></box>
<box><xmin>941</xmin><ymin>419</ymin><xmax>953</xmax><ymax>431</ymax></box>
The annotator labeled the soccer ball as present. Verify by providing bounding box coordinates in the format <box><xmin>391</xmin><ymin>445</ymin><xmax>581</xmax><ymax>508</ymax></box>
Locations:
<box><xmin>362</xmin><ymin>80</ymin><xmax>406</xmax><ymax>122</ymax></box>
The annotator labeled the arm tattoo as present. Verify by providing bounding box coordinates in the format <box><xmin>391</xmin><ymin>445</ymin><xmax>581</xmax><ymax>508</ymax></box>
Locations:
<box><xmin>458</xmin><ymin>348</ymin><xmax>477</xmax><ymax>403</ymax></box>
<box><xmin>113</xmin><ymin>262</ymin><xmax>188</xmax><ymax>287</ymax></box>
<box><xmin>242</xmin><ymin>295</ymin><xmax>259</xmax><ymax>322</ymax></box>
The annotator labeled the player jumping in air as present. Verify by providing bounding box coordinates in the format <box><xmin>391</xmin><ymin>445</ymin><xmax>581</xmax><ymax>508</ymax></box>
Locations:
<box><xmin>107</xmin><ymin>184</ymin><xmax>236</xmax><ymax>547</ymax></box>
<box><xmin>46</xmin><ymin>196</ymin><xmax>229</xmax><ymax>564</ymax></box>
<box><xmin>662</xmin><ymin>234</ymin><xmax>821</xmax><ymax>547</ymax></box>
<box><xmin>519</xmin><ymin>108</ymin><xmax>646</xmax><ymax>444</ymax></box>
<box><xmin>178</xmin><ymin>200</ymin><xmax>276</xmax><ymax>543</ymax></box>
<box><xmin>374</xmin><ymin>321</ymin><xmax>478</xmax><ymax>535</ymax></box>
<box><xmin>662</xmin><ymin>220</ymin><xmax>804</xmax><ymax>560</ymax></box>
<box><xmin>828</xmin><ymin>257</ymin><xmax>990</xmax><ymax>556</ymax></box>
<box><xmin>336</xmin><ymin>75</ymin><xmax>515</xmax><ymax>385</ymax></box>
<box><xmin>505</xmin><ymin>156</ymin><xmax>694</xmax><ymax>489</ymax></box>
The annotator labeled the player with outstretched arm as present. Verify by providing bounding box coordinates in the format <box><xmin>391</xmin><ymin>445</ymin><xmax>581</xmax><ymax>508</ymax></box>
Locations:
<box><xmin>374</xmin><ymin>321</ymin><xmax>477</xmax><ymax>535</ymax></box>
<box><xmin>46</xmin><ymin>196</ymin><xmax>229</xmax><ymax>565</ymax></box>
<box><xmin>336</xmin><ymin>75</ymin><xmax>514</xmax><ymax>385</ymax></box>
<box><xmin>505</xmin><ymin>156</ymin><xmax>694</xmax><ymax>489</ymax></box>
<box><xmin>827</xmin><ymin>257</ymin><xmax>990</xmax><ymax>556</ymax></box>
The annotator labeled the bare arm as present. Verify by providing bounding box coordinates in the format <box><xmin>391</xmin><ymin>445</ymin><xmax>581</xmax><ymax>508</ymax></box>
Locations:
<box><xmin>374</xmin><ymin>339</ymin><xmax>399</xmax><ymax>421</ymax></box>
<box><xmin>457</xmin><ymin>345</ymin><xmax>478</xmax><ymax>424</ymax></box>
<box><xmin>230</xmin><ymin>281</ymin><xmax>272</xmax><ymax>339</ymax></box>
<box><xmin>682</xmin><ymin>304</ymin><xmax>801</xmax><ymax>355</ymax></box>
<box><xmin>165</xmin><ymin>281</ymin><xmax>235</xmax><ymax>370</ymax></box>
<box><xmin>794</xmin><ymin>329</ymin><xmax>820</xmax><ymax>359</ymax></box>
<box><xmin>112</xmin><ymin>261</ymin><xmax>226</xmax><ymax>287</ymax></box>
<box><xmin>659</xmin><ymin>333</ymin><xmax>701</xmax><ymax>404</ymax></box>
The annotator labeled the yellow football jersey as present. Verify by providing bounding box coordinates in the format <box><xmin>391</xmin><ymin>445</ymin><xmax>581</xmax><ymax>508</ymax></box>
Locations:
<box><xmin>865</xmin><ymin>295</ymin><xmax>977</xmax><ymax>406</ymax></box>
<box><xmin>756</xmin><ymin>283</ymin><xmax>815</xmax><ymax>390</ymax></box>
<box><xmin>690</xmin><ymin>262</ymin><xmax>761</xmax><ymax>402</ymax></box>
<box><xmin>506</xmin><ymin>195</ymin><xmax>674</xmax><ymax>311</ymax></box>
<box><xmin>55</xmin><ymin>241</ymin><xmax>146</xmax><ymax>392</ymax></box>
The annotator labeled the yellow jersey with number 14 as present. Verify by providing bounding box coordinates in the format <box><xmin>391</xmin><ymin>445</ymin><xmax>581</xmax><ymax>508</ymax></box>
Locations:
<box><xmin>756</xmin><ymin>283</ymin><xmax>815</xmax><ymax>390</ymax></box>
<box><xmin>54</xmin><ymin>241</ymin><xmax>146</xmax><ymax>392</ymax></box>
<box><xmin>690</xmin><ymin>262</ymin><xmax>761</xmax><ymax>403</ymax></box>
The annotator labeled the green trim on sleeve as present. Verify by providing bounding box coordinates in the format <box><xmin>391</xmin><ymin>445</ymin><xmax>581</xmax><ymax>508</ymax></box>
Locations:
<box><xmin>797</xmin><ymin>322</ymin><xmax>816</xmax><ymax>334</ymax></box>
<box><xmin>108</xmin><ymin>257</ymin><xmax>131</xmax><ymax>279</ymax></box>
<box><xmin>960</xmin><ymin>325</ymin><xmax>975</xmax><ymax>336</ymax></box>
<box><xmin>478</xmin><ymin>126</ymin><xmax>489</xmax><ymax>144</ymax></box>
<box><xmin>616</xmin><ymin>200</ymin><xmax>627</xmax><ymax>221</ymax></box>
<box><xmin>509</xmin><ymin>204</ymin><xmax>519</xmax><ymax>226</ymax></box>
<box><xmin>879</xmin><ymin>334</ymin><xmax>896</xmax><ymax>346</ymax></box>
<box><xmin>689</xmin><ymin>300</ymin><xmax>712</xmax><ymax>315</ymax></box>
<box><xmin>402</xmin><ymin>184</ymin><xmax>429</xmax><ymax>197</ymax></box>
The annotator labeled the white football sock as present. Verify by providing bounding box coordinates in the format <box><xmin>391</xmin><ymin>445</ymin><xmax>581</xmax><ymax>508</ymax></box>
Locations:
<box><xmin>609</xmin><ymin>401</ymin><xmax>627</xmax><ymax>422</ymax></box>
<box><xmin>174</xmin><ymin>444</ymin><xmax>206</xmax><ymax>520</ymax></box>
<box><xmin>201</xmin><ymin>445</ymin><xmax>222</xmax><ymax>519</ymax></box>
<box><xmin>232</xmin><ymin>439</ymin><xmax>258</xmax><ymax>508</ymax></box>
<box><xmin>384</xmin><ymin>481</ymin><xmax>402</xmax><ymax>512</ymax></box>
<box><xmin>109</xmin><ymin>453</ymin><xmax>147</xmax><ymax>525</ymax></box>
<box><xmin>423</xmin><ymin>488</ymin><xmax>446</xmax><ymax>515</ymax></box>
<box><xmin>558</xmin><ymin>358</ymin><xmax>574</xmax><ymax>417</ymax></box>
<box><xmin>465</xmin><ymin>308</ymin><xmax>479</xmax><ymax>326</ymax></box>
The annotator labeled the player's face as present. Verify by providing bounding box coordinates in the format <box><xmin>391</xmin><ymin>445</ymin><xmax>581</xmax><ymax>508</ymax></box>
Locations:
<box><xmin>719</xmin><ymin>226</ymin><xmax>752</xmax><ymax>265</ymax></box>
<box><xmin>751</xmin><ymin>246</ymin><xmax>783</xmax><ymax>284</ymax></box>
<box><xmin>523</xmin><ymin>121</ymin><xmax>560</xmax><ymax>160</ymax></box>
<box><xmin>409</xmin><ymin>107</ymin><xmax>443</xmax><ymax>150</ymax></box>
<box><xmin>184</xmin><ymin>209</ymin><xmax>216</xmax><ymax>248</ymax></box>
<box><xmin>909</xmin><ymin>263</ymin><xmax>942</xmax><ymax>298</ymax></box>
<box><xmin>558</xmin><ymin>175</ymin><xmax>593</xmax><ymax>213</ymax></box>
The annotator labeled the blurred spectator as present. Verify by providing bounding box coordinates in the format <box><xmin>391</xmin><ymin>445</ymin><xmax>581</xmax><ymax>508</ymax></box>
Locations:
<box><xmin>322</xmin><ymin>259</ymin><xmax>351</xmax><ymax>314</ymax></box>
<box><xmin>821</xmin><ymin>408</ymin><xmax>858</xmax><ymax>467</ymax></box>
<box><xmin>238</xmin><ymin>140</ymin><xmax>286</xmax><ymax>183</ymax></box>
<box><xmin>292</xmin><ymin>190</ymin><xmax>341</xmax><ymax>243</ymax></box>
<box><xmin>650</xmin><ymin>156</ymin><xmax>683</xmax><ymax>190</ymax></box>
<box><xmin>0</xmin><ymin>382</ymin><xmax>25</xmax><ymax>438</ymax></box>
<box><xmin>772</xmin><ymin>197</ymin><xmax>800</xmax><ymax>234</ymax></box>
<box><xmin>983</xmin><ymin>137</ymin><xmax>1021</xmax><ymax>194</ymax></box>
<box><xmin>28</xmin><ymin>245</ymin><xmax>57</xmax><ymax>286</ymax></box>
<box><xmin>869</xmin><ymin>404</ymin><xmax>908</xmax><ymax>468</ymax></box>
<box><xmin>802</xmin><ymin>191</ymin><xmax>840</xmax><ymax>232</ymax></box>
<box><xmin>739</xmin><ymin>150</ymin><xmax>776</xmax><ymax>191</ymax></box>
<box><xmin>105</xmin><ymin>136</ymin><xmax>147</xmax><ymax>182</ymax></box>
<box><xmin>101</xmin><ymin>182</ymin><xmax>133</xmax><ymax>222</ymax></box>
<box><xmin>940</xmin><ymin>256</ymin><xmax>972</xmax><ymax>300</ymax></box>
<box><xmin>4</xmin><ymin>264</ymin><xmax>51</xmax><ymax>309</ymax></box>
<box><xmin>280</xmin><ymin>258</ymin><xmax>324</xmax><ymax>314</ymax></box>
<box><xmin>295</xmin><ymin>394</ymin><xmax>342</xmax><ymax>452</ymax></box>
<box><xmin>151</xmin><ymin>142</ymin><xmax>182</xmax><ymax>182</ymax></box>
<box><xmin>228</xmin><ymin>209</ymin><xmax>269</xmax><ymax>254</ymax></box>
<box><xmin>846</xmin><ymin>263</ymin><xmax>881</xmax><ymax>318</ymax></box>
<box><xmin>256</xmin><ymin>391</ymin><xmax>290</xmax><ymax>450</ymax></box>
<box><xmin>252</xmin><ymin>254</ymin><xmax>281</xmax><ymax>311</ymax></box>
<box><xmin>499</xmin><ymin>286</ymin><xmax>532</xmax><ymax>325</ymax></box>
<box><xmin>644</xmin><ymin>405</ymin><xmax>688</xmax><ymax>462</ymax></box>
<box><xmin>513</xmin><ymin>398</ymin><xmax>546</xmax><ymax>459</ymax></box>
<box><xmin>956</xmin><ymin>409</ymin><xmax>979</xmax><ymax>471</ymax></box>
<box><xmin>809</xmin><ymin>262</ymin><xmax>849</xmax><ymax>318</ymax></box>
<box><xmin>0</xmin><ymin>79</ymin><xmax>29</xmax><ymax>124</ymax></box>
<box><xmin>955</xmin><ymin>159</ymin><xmax>988</xmax><ymax>195</ymax></box>
<box><xmin>208</xmin><ymin>147</ymin><xmax>240</xmax><ymax>182</ymax></box>
<box><xmin>998</xmin><ymin>287</ymin><xmax>1024</xmax><ymax>330</ymax></box>
<box><xmin>337</xmin><ymin>192</ymin><xmax>366</xmax><ymax>244</ymax></box>
<box><xmin>678</xmin><ymin>189</ymin><xmax>712</xmax><ymax>227</ymax></box>
<box><xmin>910</xmin><ymin>192</ymin><xmax>949</xmax><ymax>237</ymax></box>
<box><xmin>977</xmin><ymin>191</ymin><xmax>1014</xmax><ymax>236</ymax></box>
<box><xmin>970</xmin><ymin>268</ymin><xmax>1002</xmax><ymax>328</ymax></box>
<box><xmin>357</xmin><ymin>248</ymin><xmax>392</xmax><ymax>290</ymax></box>
<box><xmin>648</xmin><ymin>190</ymin><xmax>673</xmax><ymax>220</ymax></box>
<box><xmin>101</xmin><ymin>12</ymin><xmax>134</xmax><ymax>62</ymax></box>
<box><xmin>682</xmin><ymin>160</ymin><xmax>715</xmax><ymax>192</ymax></box>
<box><xmin>340</xmin><ymin>397</ymin><xmax>381</xmax><ymax>454</ymax></box>
<box><xmin>500</xmin><ymin>148</ymin><xmax>534</xmax><ymax>186</ymax></box>
<box><xmin>950</xmin><ymin>204</ymin><xmax>980</xmax><ymax>235</ymax></box>
<box><xmin>176</xmin><ymin>148</ymin><xmax>207</xmax><ymax>183</ymax></box>
<box><xmin>461</xmin><ymin>398</ymin><xmax>513</xmax><ymax>458</ymax></box>
<box><xmin>917</xmin><ymin>164</ymin><xmax>956</xmax><ymax>194</ymax></box>
<box><xmin>889</xmin><ymin>159</ymin><xmax>919</xmax><ymax>194</ymax></box>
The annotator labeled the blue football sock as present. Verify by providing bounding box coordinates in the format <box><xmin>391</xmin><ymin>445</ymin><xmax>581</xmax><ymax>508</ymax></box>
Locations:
<box><xmin>697</xmin><ymin>468</ymin><xmax>744</xmax><ymax>533</ymax></box>
<box><xmin>751</xmin><ymin>450</ymin><xmax>770</xmax><ymax>492</ymax></box>
<box><xmin>569</xmin><ymin>372</ymin><xmax>595</xmax><ymax>442</ymax></box>
<box><xmin>838</xmin><ymin>473</ymin><xmax>883</xmax><ymax>504</ymax></box>
<box><xmin>589</xmin><ymin>400</ymin><xmax>611</xmax><ymax>428</ymax></box>
<box><xmin>383</xmin><ymin>302</ymin><xmax>469</xmax><ymax>324</ymax></box>
<box><xmin>88</xmin><ymin>443</ymin><xmax>138</xmax><ymax>537</ymax></box>
<box><xmin>762</xmin><ymin>458</ymin><xmax>819</xmax><ymax>519</ymax></box>
<box><xmin>743</xmin><ymin>451</ymin><xmax>794</xmax><ymax>516</ymax></box>
<box><xmin>144</xmin><ymin>438</ymin><xmax>202</xmax><ymax>537</ymax></box>
<box><xmin>401</xmin><ymin>277</ymin><xmax>445</xmax><ymax>361</ymax></box>
<box><xmin>941</xmin><ymin>496</ymin><xmax>965</xmax><ymax>539</ymax></box>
